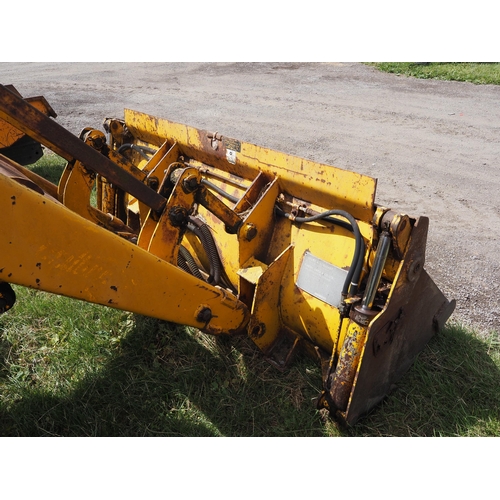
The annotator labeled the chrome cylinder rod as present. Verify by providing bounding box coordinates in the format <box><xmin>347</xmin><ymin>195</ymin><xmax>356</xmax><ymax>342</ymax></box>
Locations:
<box><xmin>361</xmin><ymin>231</ymin><xmax>391</xmax><ymax>310</ymax></box>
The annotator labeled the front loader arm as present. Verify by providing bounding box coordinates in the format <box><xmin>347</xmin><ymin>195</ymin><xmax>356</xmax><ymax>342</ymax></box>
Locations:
<box><xmin>0</xmin><ymin>162</ymin><xmax>249</xmax><ymax>334</ymax></box>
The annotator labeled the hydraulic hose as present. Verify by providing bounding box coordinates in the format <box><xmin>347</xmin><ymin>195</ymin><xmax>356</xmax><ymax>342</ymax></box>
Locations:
<box><xmin>178</xmin><ymin>245</ymin><xmax>205</xmax><ymax>281</ymax></box>
<box><xmin>188</xmin><ymin>216</ymin><xmax>222</xmax><ymax>286</ymax></box>
<box><xmin>275</xmin><ymin>206</ymin><xmax>365</xmax><ymax>297</ymax></box>
<box><xmin>360</xmin><ymin>231</ymin><xmax>391</xmax><ymax>310</ymax></box>
<box><xmin>177</xmin><ymin>252</ymin><xmax>193</xmax><ymax>275</ymax></box>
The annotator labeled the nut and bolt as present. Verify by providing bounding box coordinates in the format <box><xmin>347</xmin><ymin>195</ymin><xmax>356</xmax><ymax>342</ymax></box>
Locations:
<box><xmin>147</xmin><ymin>176</ymin><xmax>159</xmax><ymax>191</ymax></box>
<box><xmin>196</xmin><ymin>307</ymin><xmax>213</xmax><ymax>323</ymax></box>
<box><xmin>168</xmin><ymin>206</ymin><xmax>189</xmax><ymax>227</ymax></box>
<box><xmin>242</xmin><ymin>223</ymin><xmax>257</xmax><ymax>241</ymax></box>
<box><xmin>183</xmin><ymin>174</ymin><xmax>199</xmax><ymax>193</ymax></box>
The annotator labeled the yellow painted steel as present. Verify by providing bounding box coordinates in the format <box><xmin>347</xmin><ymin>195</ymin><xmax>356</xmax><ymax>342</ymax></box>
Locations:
<box><xmin>0</xmin><ymin>170</ymin><xmax>249</xmax><ymax>335</ymax></box>
<box><xmin>123</xmin><ymin>109</ymin><xmax>377</xmax><ymax>223</ymax></box>
<box><xmin>0</xmin><ymin>88</ymin><xmax>455</xmax><ymax>425</ymax></box>
<box><xmin>121</xmin><ymin>109</ymin><xmax>379</xmax><ymax>360</ymax></box>
<box><xmin>117</xmin><ymin>110</ymin><xmax>454</xmax><ymax>424</ymax></box>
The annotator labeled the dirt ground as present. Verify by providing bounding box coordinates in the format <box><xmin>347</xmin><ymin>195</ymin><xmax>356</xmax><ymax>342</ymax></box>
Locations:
<box><xmin>1</xmin><ymin>62</ymin><xmax>499</xmax><ymax>334</ymax></box>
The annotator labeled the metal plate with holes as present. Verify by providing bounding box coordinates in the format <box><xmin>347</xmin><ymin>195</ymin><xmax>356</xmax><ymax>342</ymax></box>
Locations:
<box><xmin>296</xmin><ymin>251</ymin><xmax>348</xmax><ymax>308</ymax></box>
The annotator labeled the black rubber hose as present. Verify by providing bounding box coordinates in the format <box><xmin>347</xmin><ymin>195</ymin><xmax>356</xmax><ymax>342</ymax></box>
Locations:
<box><xmin>135</xmin><ymin>145</ymin><xmax>158</xmax><ymax>155</ymax></box>
<box><xmin>198</xmin><ymin>226</ymin><xmax>221</xmax><ymax>285</ymax></box>
<box><xmin>179</xmin><ymin>245</ymin><xmax>205</xmax><ymax>281</ymax></box>
<box><xmin>320</xmin><ymin>214</ymin><xmax>365</xmax><ymax>296</ymax></box>
<box><xmin>177</xmin><ymin>253</ymin><xmax>193</xmax><ymax>275</ymax></box>
<box><xmin>275</xmin><ymin>207</ymin><xmax>365</xmax><ymax>296</ymax></box>
<box><xmin>188</xmin><ymin>216</ymin><xmax>222</xmax><ymax>286</ymax></box>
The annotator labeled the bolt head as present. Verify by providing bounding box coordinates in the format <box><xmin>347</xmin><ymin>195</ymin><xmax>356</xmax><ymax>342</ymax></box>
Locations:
<box><xmin>243</xmin><ymin>223</ymin><xmax>257</xmax><ymax>241</ymax></box>
<box><xmin>196</xmin><ymin>307</ymin><xmax>212</xmax><ymax>323</ymax></box>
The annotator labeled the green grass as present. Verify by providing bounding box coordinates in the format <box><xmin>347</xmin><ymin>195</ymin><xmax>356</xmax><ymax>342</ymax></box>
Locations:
<box><xmin>27</xmin><ymin>150</ymin><xmax>66</xmax><ymax>185</ymax></box>
<box><xmin>0</xmin><ymin>288</ymin><xmax>325</xmax><ymax>436</ymax></box>
<box><xmin>1</xmin><ymin>288</ymin><xmax>499</xmax><ymax>436</ymax></box>
<box><xmin>1</xmin><ymin>149</ymin><xmax>499</xmax><ymax>436</ymax></box>
<box><xmin>368</xmin><ymin>62</ymin><xmax>500</xmax><ymax>85</ymax></box>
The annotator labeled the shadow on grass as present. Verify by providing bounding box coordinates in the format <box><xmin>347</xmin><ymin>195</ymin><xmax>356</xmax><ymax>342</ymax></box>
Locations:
<box><xmin>0</xmin><ymin>320</ymin><xmax>498</xmax><ymax>436</ymax></box>
<box><xmin>350</xmin><ymin>323</ymin><xmax>500</xmax><ymax>436</ymax></box>
<box><xmin>0</xmin><ymin>316</ymin><xmax>326</xmax><ymax>436</ymax></box>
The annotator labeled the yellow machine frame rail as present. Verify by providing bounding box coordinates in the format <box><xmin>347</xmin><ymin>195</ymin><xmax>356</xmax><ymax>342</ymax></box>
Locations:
<box><xmin>0</xmin><ymin>84</ymin><xmax>455</xmax><ymax>425</ymax></box>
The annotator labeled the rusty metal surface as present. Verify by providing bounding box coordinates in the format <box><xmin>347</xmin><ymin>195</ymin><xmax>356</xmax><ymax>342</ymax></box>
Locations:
<box><xmin>0</xmin><ymin>85</ymin><xmax>56</xmax><ymax>148</ymax></box>
<box><xmin>123</xmin><ymin>109</ymin><xmax>378</xmax><ymax>223</ymax></box>
<box><xmin>329</xmin><ymin>319</ymin><xmax>368</xmax><ymax>412</ymax></box>
<box><xmin>344</xmin><ymin>268</ymin><xmax>455</xmax><ymax>425</ymax></box>
<box><xmin>147</xmin><ymin>167</ymin><xmax>200</xmax><ymax>264</ymax></box>
<box><xmin>343</xmin><ymin>217</ymin><xmax>456</xmax><ymax>425</ymax></box>
<box><xmin>0</xmin><ymin>85</ymin><xmax>166</xmax><ymax>213</ymax></box>
<box><xmin>246</xmin><ymin>245</ymin><xmax>294</xmax><ymax>356</ymax></box>
<box><xmin>0</xmin><ymin>86</ymin><xmax>57</xmax><ymax>165</ymax></box>
<box><xmin>197</xmin><ymin>185</ymin><xmax>242</xmax><ymax>234</ymax></box>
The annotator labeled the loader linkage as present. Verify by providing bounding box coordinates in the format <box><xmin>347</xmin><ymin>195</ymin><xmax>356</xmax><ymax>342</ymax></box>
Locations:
<box><xmin>0</xmin><ymin>84</ymin><xmax>455</xmax><ymax>425</ymax></box>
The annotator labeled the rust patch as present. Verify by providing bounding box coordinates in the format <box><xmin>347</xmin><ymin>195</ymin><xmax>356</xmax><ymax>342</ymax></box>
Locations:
<box><xmin>198</xmin><ymin>129</ymin><xmax>226</xmax><ymax>161</ymax></box>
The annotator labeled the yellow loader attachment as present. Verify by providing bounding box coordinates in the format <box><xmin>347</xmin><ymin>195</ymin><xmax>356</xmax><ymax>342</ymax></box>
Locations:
<box><xmin>0</xmin><ymin>84</ymin><xmax>455</xmax><ymax>425</ymax></box>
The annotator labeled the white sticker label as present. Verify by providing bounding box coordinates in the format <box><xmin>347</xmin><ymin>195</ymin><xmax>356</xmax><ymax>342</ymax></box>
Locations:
<box><xmin>226</xmin><ymin>149</ymin><xmax>237</xmax><ymax>164</ymax></box>
<box><xmin>296</xmin><ymin>251</ymin><xmax>348</xmax><ymax>308</ymax></box>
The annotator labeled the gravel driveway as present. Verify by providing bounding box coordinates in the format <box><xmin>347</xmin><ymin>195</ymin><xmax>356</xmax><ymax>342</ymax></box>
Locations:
<box><xmin>1</xmin><ymin>62</ymin><xmax>499</xmax><ymax>334</ymax></box>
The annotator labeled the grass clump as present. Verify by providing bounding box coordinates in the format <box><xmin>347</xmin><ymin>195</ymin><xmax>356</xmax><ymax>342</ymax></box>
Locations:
<box><xmin>368</xmin><ymin>62</ymin><xmax>500</xmax><ymax>85</ymax></box>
